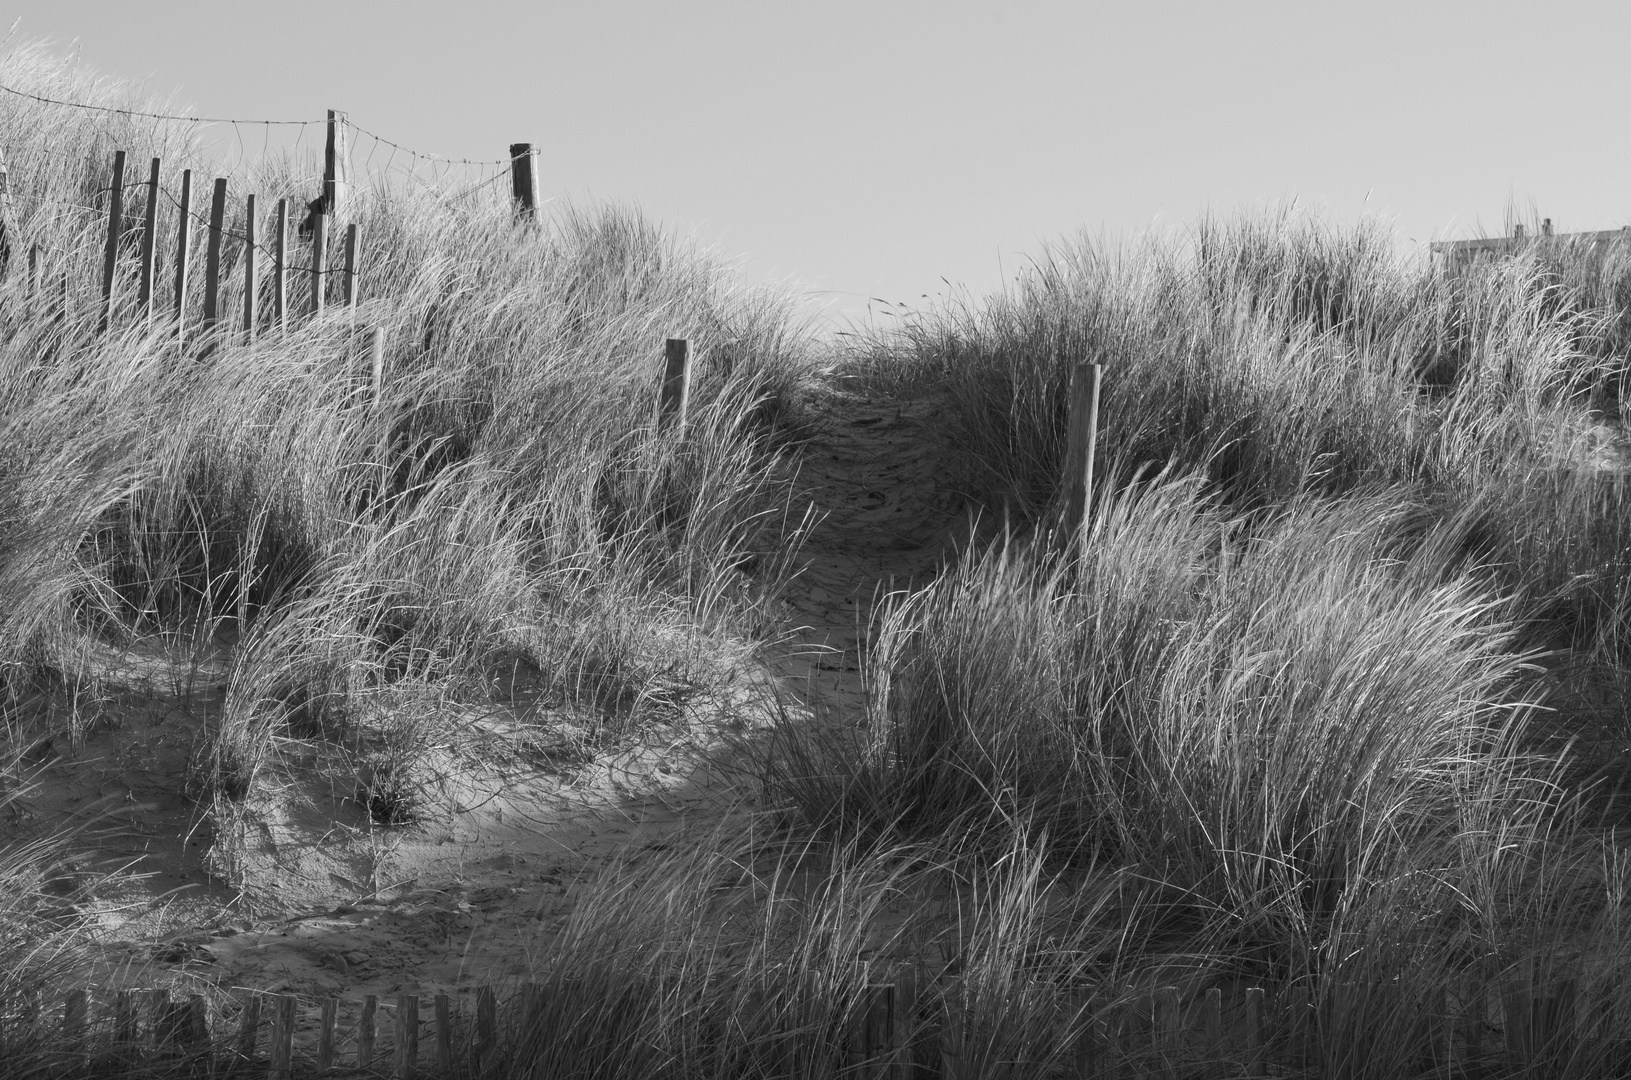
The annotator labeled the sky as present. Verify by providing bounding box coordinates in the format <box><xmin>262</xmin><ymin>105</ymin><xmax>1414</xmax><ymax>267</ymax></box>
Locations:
<box><xmin>8</xmin><ymin>1</ymin><xmax>1631</xmax><ymax>331</ymax></box>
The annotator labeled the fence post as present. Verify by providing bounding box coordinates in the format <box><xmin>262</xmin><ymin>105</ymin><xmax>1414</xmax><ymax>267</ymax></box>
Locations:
<box><xmin>1244</xmin><ymin>987</ymin><xmax>1265</xmax><ymax>1079</ymax></box>
<box><xmin>237</xmin><ymin>991</ymin><xmax>260</xmax><ymax>1062</ymax></box>
<box><xmin>1062</xmin><ymin>362</ymin><xmax>1101</xmax><ymax>554</ymax></box>
<box><xmin>310</xmin><ymin>211</ymin><xmax>328</xmax><ymax>317</ymax></box>
<box><xmin>358</xmin><ymin>994</ymin><xmax>378</xmax><ymax>1068</ymax></box>
<box><xmin>274</xmin><ymin>197</ymin><xmax>288</xmax><ymax>330</ymax></box>
<box><xmin>0</xmin><ymin>147</ymin><xmax>11</xmax><ymax>280</ymax></box>
<box><xmin>28</xmin><ymin>243</ymin><xmax>38</xmax><ymax>300</ymax></box>
<box><xmin>318</xmin><ymin>997</ymin><xmax>337</xmax><ymax>1072</ymax></box>
<box><xmin>1152</xmin><ymin>987</ymin><xmax>1180</xmax><ymax>1080</ymax></box>
<box><xmin>395</xmin><ymin>993</ymin><xmax>420</xmax><ymax>1078</ymax></box>
<box><xmin>99</xmin><ymin>150</ymin><xmax>126</xmax><ymax>333</ymax></box>
<box><xmin>269</xmin><ymin>994</ymin><xmax>295</xmax><ymax>1080</ymax></box>
<box><xmin>344</xmin><ymin>222</ymin><xmax>359</xmax><ymax>307</ymax></box>
<box><xmin>474</xmin><ymin>986</ymin><xmax>496</xmax><ymax>1072</ymax></box>
<box><xmin>1202</xmin><ymin>987</ymin><xmax>1223</xmax><ymax>1080</ymax></box>
<box><xmin>435</xmin><ymin>993</ymin><xmax>453</xmax><ymax>1076</ymax></box>
<box><xmin>659</xmin><ymin>337</ymin><xmax>692</xmax><ymax>432</ymax></box>
<box><xmin>509</xmin><ymin>142</ymin><xmax>539</xmax><ymax>218</ymax></box>
<box><xmin>63</xmin><ymin>990</ymin><xmax>87</xmax><ymax>1057</ymax></box>
<box><xmin>202</xmin><ymin>176</ymin><xmax>227</xmax><ymax>335</ymax></box>
<box><xmin>244</xmin><ymin>193</ymin><xmax>258</xmax><ymax>340</ymax></box>
<box><xmin>137</xmin><ymin>157</ymin><xmax>160</xmax><ymax>322</ymax></box>
<box><xmin>172</xmin><ymin>168</ymin><xmax>193</xmax><ymax>341</ymax></box>
<box><xmin>324</xmin><ymin>109</ymin><xmax>349</xmax><ymax>221</ymax></box>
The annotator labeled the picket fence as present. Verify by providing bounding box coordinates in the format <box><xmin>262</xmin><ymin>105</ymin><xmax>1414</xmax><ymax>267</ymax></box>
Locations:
<box><xmin>5</xmin><ymin>968</ymin><xmax>1621</xmax><ymax>1079</ymax></box>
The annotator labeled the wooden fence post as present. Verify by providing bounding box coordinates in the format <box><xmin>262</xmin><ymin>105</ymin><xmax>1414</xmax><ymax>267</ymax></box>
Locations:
<box><xmin>310</xmin><ymin>211</ymin><xmax>328</xmax><ymax>317</ymax></box>
<box><xmin>269</xmin><ymin>994</ymin><xmax>295</xmax><ymax>1079</ymax></box>
<box><xmin>27</xmin><ymin>243</ymin><xmax>38</xmax><ymax>300</ymax></box>
<box><xmin>202</xmin><ymin>176</ymin><xmax>228</xmax><ymax>334</ymax></box>
<box><xmin>1152</xmin><ymin>987</ymin><xmax>1180</xmax><ymax>1080</ymax></box>
<box><xmin>0</xmin><ymin>148</ymin><xmax>11</xmax><ymax>280</ymax></box>
<box><xmin>435</xmin><ymin>993</ymin><xmax>453</xmax><ymax>1076</ymax></box>
<box><xmin>137</xmin><ymin>157</ymin><xmax>160</xmax><ymax>322</ymax></box>
<box><xmin>172</xmin><ymin>168</ymin><xmax>193</xmax><ymax>341</ymax></box>
<box><xmin>474</xmin><ymin>986</ymin><xmax>496</xmax><ymax>1072</ymax></box>
<box><xmin>99</xmin><ymin>150</ymin><xmax>126</xmax><ymax>333</ymax></box>
<box><xmin>274</xmin><ymin>197</ymin><xmax>288</xmax><ymax>330</ymax></box>
<box><xmin>324</xmin><ymin>109</ymin><xmax>349</xmax><ymax>221</ymax></box>
<box><xmin>115</xmin><ymin>989</ymin><xmax>137</xmax><ymax>1047</ymax></box>
<box><xmin>1244</xmin><ymin>987</ymin><xmax>1265</xmax><ymax>1079</ymax></box>
<box><xmin>394</xmin><ymin>993</ymin><xmax>420</xmax><ymax>1078</ymax></box>
<box><xmin>244</xmin><ymin>193</ymin><xmax>258</xmax><ymax>340</ymax></box>
<box><xmin>1202</xmin><ymin>987</ymin><xmax>1223</xmax><ymax>1080</ymax></box>
<box><xmin>1062</xmin><ymin>362</ymin><xmax>1101</xmax><ymax>554</ymax></box>
<box><xmin>358</xmin><ymin>994</ymin><xmax>378</xmax><ymax>1068</ymax></box>
<box><xmin>237</xmin><ymin>991</ymin><xmax>260</xmax><ymax>1062</ymax></box>
<box><xmin>344</xmin><ymin>222</ymin><xmax>359</xmax><ymax>307</ymax></box>
<box><xmin>318</xmin><ymin>997</ymin><xmax>337</xmax><ymax>1072</ymax></box>
<box><xmin>660</xmin><ymin>337</ymin><xmax>692</xmax><ymax>432</ymax></box>
<box><xmin>509</xmin><ymin>143</ymin><xmax>538</xmax><ymax>218</ymax></box>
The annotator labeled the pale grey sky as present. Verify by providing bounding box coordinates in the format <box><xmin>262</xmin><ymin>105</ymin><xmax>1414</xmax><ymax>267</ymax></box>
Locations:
<box><xmin>8</xmin><ymin>1</ymin><xmax>1631</xmax><ymax>328</ymax></box>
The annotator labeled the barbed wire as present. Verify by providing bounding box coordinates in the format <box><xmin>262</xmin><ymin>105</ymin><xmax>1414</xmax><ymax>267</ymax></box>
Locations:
<box><xmin>0</xmin><ymin>80</ymin><xmax>314</xmax><ymax>126</ymax></box>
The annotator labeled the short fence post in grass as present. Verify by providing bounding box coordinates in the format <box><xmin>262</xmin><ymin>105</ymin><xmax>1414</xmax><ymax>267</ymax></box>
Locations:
<box><xmin>855</xmin><ymin>978</ymin><xmax>894</xmax><ymax>1074</ymax></box>
<box><xmin>474</xmin><ymin>986</ymin><xmax>496</xmax><ymax>1072</ymax></box>
<box><xmin>1504</xmin><ymin>981</ymin><xmax>1532</xmax><ymax>1062</ymax></box>
<box><xmin>435</xmin><ymin>993</ymin><xmax>453</xmax><ymax>1076</ymax></box>
<box><xmin>1062</xmin><ymin>362</ymin><xmax>1102</xmax><ymax>556</ymax></box>
<box><xmin>149</xmin><ymin>988</ymin><xmax>170</xmax><ymax>1055</ymax></box>
<box><xmin>317</xmin><ymin>997</ymin><xmax>337</xmax><ymax>1072</ymax></box>
<box><xmin>274</xmin><ymin>197</ymin><xmax>288</xmax><ymax>330</ymax></box>
<box><xmin>202</xmin><ymin>176</ymin><xmax>228</xmax><ymax>335</ymax></box>
<box><xmin>343</xmin><ymin>222</ymin><xmax>359</xmax><ymax>307</ymax></box>
<box><xmin>1152</xmin><ymin>986</ymin><xmax>1180</xmax><ymax>1080</ymax></box>
<box><xmin>659</xmin><ymin>337</ymin><xmax>692</xmax><ymax>433</ymax></box>
<box><xmin>172</xmin><ymin>168</ymin><xmax>193</xmax><ymax>341</ymax></box>
<box><xmin>237</xmin><ymin>991</ymin><xmax>261</xmax><ymax>1062</ymax></box>
<box><xmin>137</xmin><ymin>157</ymin><xmax>160</xmax><ymax>323</ymax></box>
<box><xmin>269</xmin><ymin>994</ymin><xmax>295</xmax><ymax>1079</ymax></box>
<box><xmin>1244</xmin><ymin>987</ymin><xmax>1265</xmax><ymax>1079</ymax></box>
<box><xmin>310</xmin><ymin>211</ymin><xmax>328</xmax><ymax>318</ymax></box>
<box><xmin>394</xmin><ymin>993</ymin><xmax>420</xmax><ymax>1078</ymax></box>
<box><xmin>1202</xmin><ymin>987</ymin><xmax>1223</xmax><ymax>1080</ymax></box>
<box><xmin>509</xmin><ymin>142</ymin><xmax>539</xmax><ymax>219</ymax></box>
<box><xmin>324</xmin><ymin>109</ymin><xmax>349</xmax><ymax>222</ymax></box>
<box><xmin>63</xmin><ymin>990</ymin><xmax>87</xmax><ymax>1056</ymax></box>
<box><xmin>99</xmin><ymin>149</ymin><xmax>126</xmax><ymax>333</ymax></box>
<box><xmin>114</xmin><ymin>989</ymin><xmax>137</xmax><ymax>1059</ymax></box>
<box><xmin>243</xmin><ymin>193</ymin><xmax>258</xmax><ymax>341</ymax></box>
<box><xmin>358</xmin><ymin>994</ymin><xmax>378</xmax><ymax>1068</ymax></box>
<box><xmin>1544</xmin><ymin>217</ymin><xmax>1554</xmax><ymax>237</ymax></box>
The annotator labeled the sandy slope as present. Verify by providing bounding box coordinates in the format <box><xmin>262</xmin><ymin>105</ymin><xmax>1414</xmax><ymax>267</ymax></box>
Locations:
<box><xmin>4</xmin><ymin>380</ymin><xmax>965</xmax><ymax>1046</ymax></box>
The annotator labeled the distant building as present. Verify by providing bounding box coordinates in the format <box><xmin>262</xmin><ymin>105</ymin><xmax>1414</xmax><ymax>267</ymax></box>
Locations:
<box><xmin>1430</xmin><ymin>219</ymin><xmax>1631</xmax><ymax>274</ymax></box>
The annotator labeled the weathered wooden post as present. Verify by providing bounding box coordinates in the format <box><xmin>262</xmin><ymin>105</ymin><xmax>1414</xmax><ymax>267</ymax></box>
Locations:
<box><xmin>243</xmin><ymin>193</ymin><xmax>258</xmax><ymax>340</ymax></box>
<box><xmin>344</xmin><ymin>222</ymin><xmax>359</xmax><ymax>307</ymax></box>
<box><xmin>394</xmin><ymin>993</ymin><xmax>420</xmax><ymax>1078</ymax></box>
<box><xmin>317</xmin><ymin>997</ymin><xmax>337</xmax><ymax>1072</ymax></box>
<box><xmin>1062</xmin><ymin>362</ymin><xmax>1102</xmax><ymax>553</ymax></box>
<box><xmin>310</xmin><ymin>211</ymin><xmax>328</xmax><ymax>318</ymax></box>
<box><xmin>1152</xmin><ymin>987</ymin><xmax>1180</xmax><ymax>1080</ymax></box>
<box><xmin>660</xmin><ymin>337</ymin><xmax>692</xmax><ymax>432</ymax></box>
<box><xmin>137</xmin><ymin>157</ymin><xmax>160</xmax><ymax>323</ymax></box>
<box><xmin>236</xmin><ymin>991</ymin><xmax>260</xmax><ymax>1062</ymax></box>
<box><xmin>1202</xmin><ymin>987</ymin><xmax>1223</xmax><ymax>1080</ymax></box>
<box><xmin>269</xmin><ymin>994</ymin><xmax>295</xmax><ymax>1079</ymax></box>
<box><xmin>202</xmin><ymin>176</ymin><xmax>227</xmax><ymax>334</ymax></box>
<box><xmin>435</xmin><ymin>993</ymin><xmax>453</xmax><ymax>1076</ymax></box>
<box><xmin>99</xmin><ymin>150</ymin><xmax>126</xmax><ymax>333</ymax></box>
<box><xmin>274</xmin><ymin>197</ymin><xmax>288</xmax><ymax>330</ymax></box>
<box><xmin>1244</xmin><ymin>987</ymin><xmax>1265</xmax><ymax>1079</ymax></box>
<box><xmin>0</xmin><ymin>147</ymin><xmax>12</xmax><ymax>281</ymax></box>
<box><xmin>63</xmin><ymin>990</ymin><xmax>87</xmax><ymax>1057</ymax></box>
<box><xmin>115</xmin><ymin>990</ymin><xmax>137</xmax><ymax>1048</ymax></box>
<box><xmin>324</xmin><ymin>109</ymin><xmax>349</xmax><ymax>222</ymax></box>
<box><xmin>473</xmin><ymin>986</ymin><xmax>496</xmax><ymax>1071</ymax></box>
<box><xmin>172</xmin><ymin>168</ymin><xmax>193</xmax><ymax>340</ymax></box>
<box><xmin>510</xmin><ymin>142</ymin><xmax>539</xmax><ymax>218</ymax></box>
<box><xmin>27</xmin><ymin>243</ymin><xmax>38</xmax><ymax>300</ymax></box>
<box><xmin>358</xmin><ymin>994</ymin><xmax>378</xmax><ymax>1068</ymax></box>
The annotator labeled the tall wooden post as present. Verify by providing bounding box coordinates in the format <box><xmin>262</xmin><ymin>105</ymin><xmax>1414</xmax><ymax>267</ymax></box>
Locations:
<box><xmin>172</xmin><ymin>168</ymin><xmax>193</xmax><ymax>340</ymax></box>
<box><xmin>344</xmin><ymin>222</ymin><xmax>359</xmax><ymax>306</ymax></box>
<box><xmin>243</xmin><ymin>193</ymin><xmax>258</xmax><ymax>340</ymax></box>
<box><xmin>509</xmin><ymin>142</ymin><xmax>539</xmax><ymax>218</ymax></box>
<box><xmin>1062</xmin><ymin>362</ymin><xmax>1102</xmax><ymax>552</ymax></box>
<box><xmin>274</xmin><ymin>197</ymin><xmax>288</xmax><ymax>330</ymax></box>
<box><xmin>310</xmin><ymin>211</ymin><xmax>328</xmax><ymax>317</ymax></box>
<box><xmin>137</xmin><ymin>157</ymin><xmax>160</xmax><ymax>323</ymax></box>
<box><xmin>324</xmin><ymin>109</ymin><xmax>349</xmax><ymax>221</ymax></box>
<box><xmin>659</xmin><ymin>337</ymin><xmax>692</xmax><ymax>432</ymax></box>
<box><xmin>202</xmin><ymin>177</ymin><xmax>227</xmax><ymax>334</ymax></box>
<box><xmin>100</xmin><ymin>150</ymin><xmax>126</xmax><ymax>333</ymax></box>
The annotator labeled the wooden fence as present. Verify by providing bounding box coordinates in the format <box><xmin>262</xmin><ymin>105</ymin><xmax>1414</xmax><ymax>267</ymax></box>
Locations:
<box><xmin>4</xmin><ymin>969</ymin><xmax>1618</xmax><ymax>1078</ymax></box>
<box><xmin>1430</xmin><ymin>219</ymin><xmax>1631</xmax><ymax>274</ymax></box>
